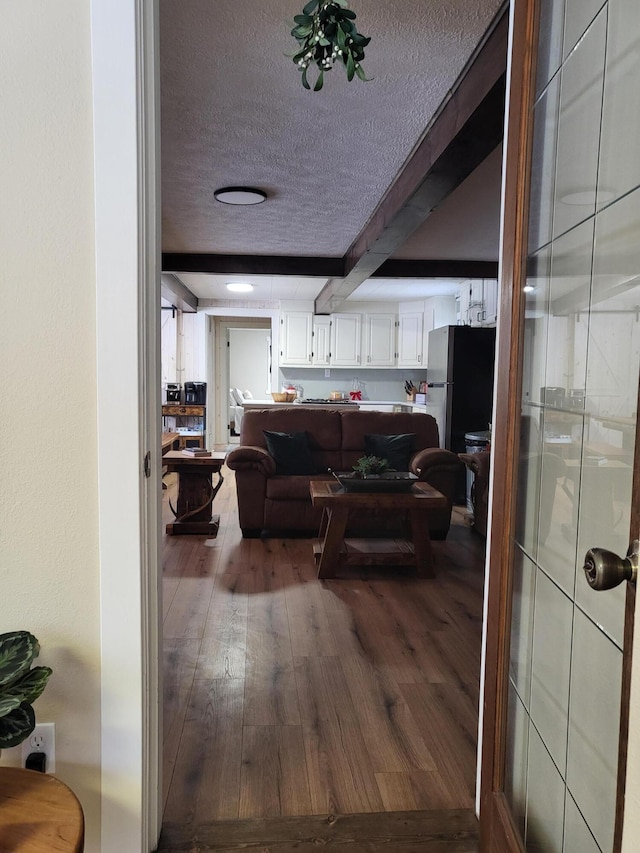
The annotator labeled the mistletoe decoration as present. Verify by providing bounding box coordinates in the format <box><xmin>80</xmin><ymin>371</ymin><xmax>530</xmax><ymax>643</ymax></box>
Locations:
<box><xmin>291</xmin><ymin>0</ymin><xmax>371</xmax><ymax>91</ymax></box>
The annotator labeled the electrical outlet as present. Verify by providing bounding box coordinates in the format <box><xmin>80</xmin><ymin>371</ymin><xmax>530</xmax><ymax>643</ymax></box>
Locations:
<box><xmin>22</xmin><ymin>722</ymin><xmax>55</xmax><ymax>773</ymax></box>
<box><xmin>324</xmin><ymin>368</ymin><xmax>330</xmax><ymax>378</ymax></box>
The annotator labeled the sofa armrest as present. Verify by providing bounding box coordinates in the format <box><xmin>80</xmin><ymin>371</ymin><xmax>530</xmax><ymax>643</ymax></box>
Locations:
<box><xmin>410</xmin><ymin>447</ymin><xmax>462</xmax><ymax>478</ymax></box>
<box><xmin>226</xmin><ymin>445</ymin><xmax>276</xmax><ymax>476</ymax></box>
<box><xmin>459</xmin><ymin>450</ymin><xmax>491</xmax><ymax>479</ymax></box>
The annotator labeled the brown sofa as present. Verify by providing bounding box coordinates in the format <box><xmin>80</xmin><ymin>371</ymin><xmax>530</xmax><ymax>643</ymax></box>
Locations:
<box><xmin>226</xmin><ymin>407</ymin><xmax>462</xmax><ymax>539</ymax></box>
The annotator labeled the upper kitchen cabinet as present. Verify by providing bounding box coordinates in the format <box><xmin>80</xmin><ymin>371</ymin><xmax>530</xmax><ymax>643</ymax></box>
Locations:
<box><xmin>397</xmin><ymin>306</ymin><xmax>424</xmax><ymax>367</ymax></box>
<box><xmin>457</xmin><ymin>280</ymin><xmax>498</xmax><ymax>326</ymax></box>
<box><xmin>330</xmin><ymin>312</ymin><xmax>362</xmax><ymax>367</ymax></box>
<box><xmin>363</xmin><ymin>313</ymin><xmax>397</xmax><ymax>367</ymax></box>
<box><xmin>280</xmin><ymin>311</ymin><xmax>313</xmax><ymax>365</ymax></box>
<box><xmin>482</xmin><ymin>279</ymin><xmax>499</xmax><ymax>325</ymax></box>
<box><xmin>312</xmin><ymin>315</ymin><xmax>331</xmax><ymax>366</ymax></box>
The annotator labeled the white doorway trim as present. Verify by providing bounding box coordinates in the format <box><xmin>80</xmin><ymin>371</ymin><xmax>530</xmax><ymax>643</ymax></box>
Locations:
<box><xmin>91</xmin><ymin>0</ymin><xmax>161</xmax><ymax>849</ymax></box>
<box><xmin>202</xmin><ymin>307</ymin><xmax>280</xmax><ymax>444</ymax></box>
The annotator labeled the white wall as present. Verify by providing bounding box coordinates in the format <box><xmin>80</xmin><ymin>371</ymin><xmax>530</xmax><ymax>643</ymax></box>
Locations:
<box><xmin>180</xmin><ymin>311</ymin><xmax>207</xmax><ymax>382</ymax></box>
<box><xmin>0</xmin><ymin>3</ymin><xmax>102</xmax><ymax>850</ymax></box>
<box><xmin>229</xmin><ymin>328</ymin><xmax>272</xmax><ymax>396</ymax></box>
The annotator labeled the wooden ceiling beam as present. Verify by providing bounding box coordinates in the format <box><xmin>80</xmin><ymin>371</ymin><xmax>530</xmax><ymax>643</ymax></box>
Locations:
<box><xmin>161</xmin><ymin>253</ymin><xmax>345</xmax><ymax>279</ymax></box>
<box><xmin>161</xmin><ymin>273</ymin><xmax>198</xmax><ymax>313</ymax></box>
<box><xmin>314</xmin><ymin>7</ymin><xmax>508</xmax><ymax>314</ymax></box>
<box><xmin>374</xmin><ymin>259</ymin><xmax>499</xmax><ymax>278</ymax></box>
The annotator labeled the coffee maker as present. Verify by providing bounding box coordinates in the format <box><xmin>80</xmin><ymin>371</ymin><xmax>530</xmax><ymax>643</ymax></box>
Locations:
<box><xmin>184</xmin><ymin>381</ymin><xmax>206</xmax><ymax>404</ymax></box>
<box><xmin>165</xmin><ymin>383</ymin><xmax>182</xmax><ymax>403</ymax></box>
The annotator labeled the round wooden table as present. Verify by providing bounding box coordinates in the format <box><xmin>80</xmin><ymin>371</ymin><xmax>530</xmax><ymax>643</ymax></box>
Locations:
<box><xmin>0</xmin><ymin>767</ymin><xmax>84</xmax><ymax>852</ymax></box>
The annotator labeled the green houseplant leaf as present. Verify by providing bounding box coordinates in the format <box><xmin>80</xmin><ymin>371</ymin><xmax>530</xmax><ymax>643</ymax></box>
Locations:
<box><xmin>0</xmin><ymin>631</ymin><xmax>39</xmax><ymax>688</ymax></box>
<box><xmin>0</xmin><ymin>704</ymin><xmax>36</xmax><ymax>749</ymax></box>
<box><xmin>0</xmin><ymin>631</ymin><xmax>52</xmax><ymax>749</ymax></box>
<box><xmin>352</xmin><ymin>455</ymin><xmax>392</xmax><ymax>476</ymax></box>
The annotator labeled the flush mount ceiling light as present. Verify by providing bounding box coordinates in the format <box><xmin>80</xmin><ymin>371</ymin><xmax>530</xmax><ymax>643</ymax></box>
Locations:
<box><xmin>226</xmin><ymin>282</ymin><xmax>254</xmax><ymax>293</ymax></box>
<box><xmin>214</xmin><ymin>186</ymin><xmax>267</xmax><ymax>205</ymax></box>
<box><xmin>560</xmin><ymin>189</ymin><xmax>616</xmax><ymax>206</ymax></box>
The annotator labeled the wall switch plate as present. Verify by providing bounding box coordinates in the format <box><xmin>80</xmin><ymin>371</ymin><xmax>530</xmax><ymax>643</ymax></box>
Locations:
<box><xmin>22</xmin><ymin>722</ymin><xmax>55</xmax><ymax>773</ymax></box>
<box><xmin>325</xmin><ymin>369</ymin><xmax>330</xmax><ymax>377</ymax></box>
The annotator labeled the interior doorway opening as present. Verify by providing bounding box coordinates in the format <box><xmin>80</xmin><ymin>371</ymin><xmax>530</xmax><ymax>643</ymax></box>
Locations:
<box><xmin>209</xmin><ymin>314</ymin><xmax>276</xmax><ymax>445</ymax></box>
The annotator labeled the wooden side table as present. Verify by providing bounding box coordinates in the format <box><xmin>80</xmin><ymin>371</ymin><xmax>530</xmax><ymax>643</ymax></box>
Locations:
<box><xmin>163</xmin><ymin>450</ymin><xmax>227</xmax><ymax>535</ymax></box>
<box><xmin>309</xmin><ymin>480</ymin><xmax>447</xmax><ymax>579</ymax></box>
<box><xmin>0</xmin><ymin>767</ymin><xmax>84</xmax><ymax>851</ymax></box>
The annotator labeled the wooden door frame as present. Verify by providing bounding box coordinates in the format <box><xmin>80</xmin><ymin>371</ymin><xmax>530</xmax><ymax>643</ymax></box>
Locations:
<box><xmin>479</xmin><ymin>0</ymin><xmax>637</xmax><ymax>849</ymax></box>
<box><xmin>477</xmin><ymin>2</ymin><xmax>536</xmax><ymax>847</ymax></box>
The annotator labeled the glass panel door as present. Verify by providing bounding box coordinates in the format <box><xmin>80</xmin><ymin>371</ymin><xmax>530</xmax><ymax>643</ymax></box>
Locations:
<box><xmin>504</xmin><ymin>0</ymin><xmax>640</xmax><ymax>849</ymax></box>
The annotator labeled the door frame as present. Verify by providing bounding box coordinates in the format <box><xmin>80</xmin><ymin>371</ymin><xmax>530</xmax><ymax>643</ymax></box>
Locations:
<box><xmin>92</xmin><ymin>0</ymin><xmax>162</xmax><ymax>848</ymax></box>
<box><xmin>478</xmin><ymin>0</ymin><xmax>637</xmax><ymax>849</ymax></box>
<box><xmin>205</xmin><ymin>308</ymin><xmax>279</xmax><ymax>444</ymax></box>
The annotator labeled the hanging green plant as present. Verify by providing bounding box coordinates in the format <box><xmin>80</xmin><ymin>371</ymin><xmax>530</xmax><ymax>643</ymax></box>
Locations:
<box><xmin>291</xmin><ymin>0</ymin><xmax>372</xmax><ymax>91</ymax></box>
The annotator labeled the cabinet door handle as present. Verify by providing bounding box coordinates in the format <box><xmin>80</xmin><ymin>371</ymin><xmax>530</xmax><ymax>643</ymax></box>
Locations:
<box><xmin>418</xmin><ymin>354</ymin><xmax>422</xmax><ymax>363</ymax></box>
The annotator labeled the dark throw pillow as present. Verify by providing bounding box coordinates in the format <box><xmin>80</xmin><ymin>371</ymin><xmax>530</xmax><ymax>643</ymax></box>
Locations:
<box><xmin>263</xmin><ymin>430</ymin><xmax>317</xmax><ymax>475</ymax></box>
<box><xmin>363</xmin><ymin>433</ymin><xmax>415</xmax><ymax>471</ymax></box>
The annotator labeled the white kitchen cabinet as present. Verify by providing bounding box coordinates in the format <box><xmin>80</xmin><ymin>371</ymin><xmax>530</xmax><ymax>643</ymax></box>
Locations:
<box><xmin>312</xmin><ymin>315</ymin><xmax>331</xmax><ymax>365</ymax></box>
<box><xmin>280</xmin><ymin>311</ymin><xmax>312</xmax><ymax>365</ymax></box>
<box><xmin>482</xmin><ymin>279</ymin><xmax>499</xmax><ymax>325</ymax></box>
<box><xmin>330</xmin><ymin>312</ymin><xmax>362</xmax><ymax>366</ymax></box>
<box><xmin>457</xmin><ymin>281</ymin><xmax>498</xmax><ymax>327</ymax></box>
<box><xmin>363</xmin><ymin>313</ymin><xmax>396</xmax><ymax>367</ymax></box>
<box><xmin>397</xmin><ymin>311</ymin><xmax>424</xmax><ymax>367</ymax></box>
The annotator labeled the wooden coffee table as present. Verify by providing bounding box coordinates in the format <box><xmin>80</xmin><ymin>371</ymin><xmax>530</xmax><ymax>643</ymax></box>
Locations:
<box><xmin>309</xmin><ymin>480</ymin><xmax>447</xmax><ymax>579</ymax></box>
<box><xmin>163</xmin><ymin>450</ymin><xmax>226</xmax><ymax>535</ymax></box>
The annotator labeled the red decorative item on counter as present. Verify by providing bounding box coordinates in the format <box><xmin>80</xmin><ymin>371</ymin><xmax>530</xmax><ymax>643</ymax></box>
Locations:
<box><xmin>349</xmin><ymin>390</ymin><xmax>362</xmax><ymax>400</ymax></box>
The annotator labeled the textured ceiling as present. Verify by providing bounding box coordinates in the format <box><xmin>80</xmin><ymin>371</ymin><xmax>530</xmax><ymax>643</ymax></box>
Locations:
<box><xmin>159</xmin><ymin>0</ymin><xmax>505</xmax><ymax>263</ymax></box>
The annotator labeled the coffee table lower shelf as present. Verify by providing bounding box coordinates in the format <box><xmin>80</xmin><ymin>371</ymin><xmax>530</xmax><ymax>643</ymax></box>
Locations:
<box><xmin>313</xmin><ymin>537</ymin><xmax>417</xmax><ymax>569</ymax></box>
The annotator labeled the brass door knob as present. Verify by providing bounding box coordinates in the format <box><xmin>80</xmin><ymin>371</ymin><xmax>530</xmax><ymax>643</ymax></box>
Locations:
<box><xmin>583</xmin><ymin>541</ymin><xmax>638</xmax><ymax>591</ymax></box>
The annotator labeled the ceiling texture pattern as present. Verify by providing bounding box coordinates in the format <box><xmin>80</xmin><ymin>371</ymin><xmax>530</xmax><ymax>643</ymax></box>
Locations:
<box><xmin>159</xmin><ymin>0</ymin><xmax>506</xmax><ymax>306</ymax></box>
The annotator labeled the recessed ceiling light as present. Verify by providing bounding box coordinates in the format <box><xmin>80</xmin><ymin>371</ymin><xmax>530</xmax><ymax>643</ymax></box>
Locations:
<box><xmin>214</xmin><ymin>186</ymin><xmax>267</xmax><ymax>205</ymax></box>
<box><xmin>560</xmin><ymin>189</ymin><xmax>615</xmax><ymax>206</ymax></box>
<box><xmin>226</xmin><ymin>282</ymin><xmax>254</xmax><ymax>293</ymax></box>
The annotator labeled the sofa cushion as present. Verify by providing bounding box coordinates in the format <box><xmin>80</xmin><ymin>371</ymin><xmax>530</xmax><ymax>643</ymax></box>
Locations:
<box><xmin>263</xmin><ymin>430</ymin><xmax>317</xmax><ymax>475</ymax></box>
<box><xmin>364</xmin><ymin>433</ymin><xmax>415</xmax><ymax>471</ymax></box>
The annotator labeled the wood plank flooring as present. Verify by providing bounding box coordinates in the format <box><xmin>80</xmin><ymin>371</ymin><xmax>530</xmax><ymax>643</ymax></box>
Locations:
<box><xmin>159</xmin><ymin>461</ymin><xmax>485</xmax><ymax>851</ymax></box>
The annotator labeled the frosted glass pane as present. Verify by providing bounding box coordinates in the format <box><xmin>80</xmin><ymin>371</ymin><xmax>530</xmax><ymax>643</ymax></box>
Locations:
<box><xmin>575</xmin><ymin>187</ymin><xmax>640</xmax><ymax>646</ymax></box>
<box><xmin>598</xmin><ymin>0</ymin><xmax>640</xmax><ymax>204</ymax></box>
<box><xmin>562</xmin><ymin>0</ymin><xmax>606</xmax><ymax>58</ymax></box>
<box><xmin>529</xmin><ymin>80</ymin><xmax>560</xmax><ymax>252</ymax></box>
<box><xmin>553</xmin><ymin>12</ymin><xmax>606</xmax><ymax>238</ymax></box>
<box><xmin>563</xmin><ymin>790</ymin><xmax>601</xmax><ymax>853</ymax></box>
<box><xmin>526</xmin><ymin>724</ymin><xmax>565</xmax><ymax>852</ymax></box>
<box><xmin>536</xmin><ymin>411</ymin><xmax>583</xmax><ymax>596</ymax></box>
<box><xmin>510</xmin><ymin>549</ymin><xmax>536</xmax><ymax>705</ymax></box>
<box><xmin>536</xmin><ymin>0</ymin><xmax>565</xmax><ymax>93</ymax></box>
<box><xmin>530</xmin><ymin>573</ymin><xmax>573</xmax><ymax>771</ymax></box>
<box><xmin>567</xmin><ymin>608</ymin><xmax>622</xmax><ymax>852</ymax></box>
<box><xmin>505</xmin><ymin>683</ymin><xmax>529</xmax><ymax>839</ymax></box>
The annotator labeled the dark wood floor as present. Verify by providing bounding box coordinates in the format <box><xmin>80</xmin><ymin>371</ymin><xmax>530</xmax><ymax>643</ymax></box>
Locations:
<box><xmin>159</xmin><ymin>463</ymin><xmax>486</xmax><ymax>851</ymax></box>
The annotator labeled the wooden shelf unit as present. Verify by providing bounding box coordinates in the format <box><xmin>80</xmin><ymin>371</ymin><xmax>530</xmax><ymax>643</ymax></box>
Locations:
<box><xmin>161</xmin><ymin>404</ymin><xmax>206</xmax><ymax>449</ymax></box>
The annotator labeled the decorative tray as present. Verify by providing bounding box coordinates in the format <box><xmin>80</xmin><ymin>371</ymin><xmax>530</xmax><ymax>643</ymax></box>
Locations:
<box><xmin>332</xmin><ymin>472</ymin><xmax>418</xmax><ymax>493</ymax></box>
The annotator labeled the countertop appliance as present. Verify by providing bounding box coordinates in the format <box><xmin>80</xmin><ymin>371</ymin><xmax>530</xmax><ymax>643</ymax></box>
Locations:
<box><xmin>165</xmin><ymin>383</ymin><xmax>181</xmax><ymax>403</ymax></box>
<box><xmin>427</xmin><ymin>325</ymin><xmax>496</xmax><ymax>503</ymax></box>
<box><xmin>184</xmin><ymin>381</ymin><xmax>206</xmax><ymax>404</ymax></box>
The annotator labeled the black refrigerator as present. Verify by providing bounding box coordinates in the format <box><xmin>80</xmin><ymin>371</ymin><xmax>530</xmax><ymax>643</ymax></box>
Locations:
<box><xmin>427</xmin><ymin>325</ymin><xmax>496</xmax><ymax>502</ymax></box>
